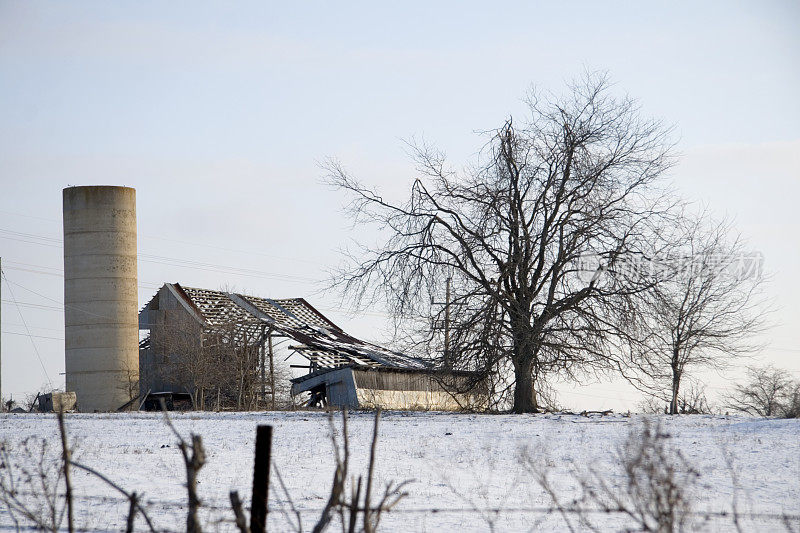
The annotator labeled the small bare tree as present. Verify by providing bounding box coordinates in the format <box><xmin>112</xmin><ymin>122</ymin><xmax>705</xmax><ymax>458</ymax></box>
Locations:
<box><xmin>149</xmin><ymin>312</ymin><xmax>266</xmax><ymax>410</ymax></box>
<box><xmin>0</xmin><ymin>438</ymin><xmax>66</xmax><ymax>532</ymax></box>
<box><xmin>117</xmin><ymin>361</ymin><xmax>140</xmax><ymax>405</ymax></box>
<box><xmin>208</xmin><ymin>322</ymin><xmax>262</xmax><ymax>410</ymax></box>
<box><xmin>622</xmin><ymin>213</ymin><xmax>768</xmax><ymax>414</ymax></box>
<box><xmin>0</xmin><ymin>413</ymin><xmax>157</xmax><ymax>533</ymax></box>
<box><xmin>525</xmin><ymin>419</ymin><xmax>699</xmax><ymax>532</ymax></box>
<box><xmin>159</xmin><ymin>405</ymin><xmax>206</xmax><ymax>533</ymax></box>
<box><xmin>638</xmin><ymin>382</ymin><xmax>714</xmax><ymax>415</ymax></box>
<box><xmin>312</xmin><ymin>409</ymin><xmax>409</xmax><ymax>533</ymax></box>
<box><xmin>150</xmin><ymin>311</ymin><xmax>210</xmax><ymax>408</ymax></box>
<box><xmin>265</xmin><ymin>409</ymin><xmax>409</xmax><ymax>533</ymax></box>
<box><xmin>726</xmin><ymin>365</ymin><xmax>800</xmax><ymax>418</ymax></box>
<box><xmin>1</xmin><ymin>408</ymin><xmax>403</xmax><ymax>532</ymax></box>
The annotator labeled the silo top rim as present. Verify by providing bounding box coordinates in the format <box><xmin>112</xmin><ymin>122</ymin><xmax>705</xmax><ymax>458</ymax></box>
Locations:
<box><xmin>63</xmin><ymin>186</ymin><xmax>136</xmax><ymax>210</ymax></box>
<box><xmin>63</xmin><ymin>185</ymin><xmax>136</xmax><ymax>192</ymax></box>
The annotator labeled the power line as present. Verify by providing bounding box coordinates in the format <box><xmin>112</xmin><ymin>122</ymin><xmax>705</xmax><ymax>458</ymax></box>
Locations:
<box><xmin>3</xmin><ymin>266</ymin><xmax>163</xmax><ymax>291</ymax></box>
<box><xmin>4</xmin><ymin>278</ymin><xmax>135</xmax><ymax>322</ymax></box>
<box><xmin>138</xmin><ymin>253</ymin><xmax>319</xmax><ymax>284</ymax></box>
<box><xmin>0</xmin><ymin>299</ymin><xmax>61</xmax><ymax>311</ymax></box>
<box><xmin>2</xmin><ymin>330</ymin><xmax>63</xmax><ymax>341</ymax></box>
<box><xmin>3</xmin><ymin>226</ymin><xmax>800</xmax><ymax>379</ymax></box>
<box><xmin>0</xmin><ymin>228</ymin><xmax>60</xmax><ymax>243</ymax></box>
<box><xmin>139</xmin><ymin>234</ymin><xmax>325</xmax><ymax>267</ymax></box>
<box><xmin>3</xmin><ymin>259</ymin><xmax>62</xmax><ymax>271</ymax></box>
<box><xmin>1</xmin><ymin>270</ymin><xmax>53</xmax><ymax>387</ymax></box>
<box><xmin>0</xmin><ymin>212</ymin><xmax>327</xmax><ymax>267</ymax></box>
<box><xmin>1</xmin><ymin>257</ymin><xmax>396</xmax><ymax>319</ymax></box>
<box><xmin>0</xmin><ymin>229</ymin><xmax>322</xmax><ymax>285</ymax></box>
<box><xmin>3</xmin><ymin>321</ymin><xmax>64</xmax><ymax>332</ymax></box>
<box><xmin>1</xmin><ymin>277</ymin><xmax>376</xmax><ymax>342</ymax></box>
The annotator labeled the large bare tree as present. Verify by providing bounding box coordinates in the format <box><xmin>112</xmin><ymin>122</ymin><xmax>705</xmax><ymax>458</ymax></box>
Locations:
<box><xmin>328</xmin><ymin>74</ymin><xmax>675</xmax><ymax>412</ymax></box>
<box><xmin>621</xmin><ymin>213</ymin><xmax>768</xmax><ymax>414</ymax></box>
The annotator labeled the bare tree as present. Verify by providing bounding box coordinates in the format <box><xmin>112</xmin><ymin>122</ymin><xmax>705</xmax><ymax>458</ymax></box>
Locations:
<box><xmin>311</xmin><ymin>409</ymin><xmax>409</xmax><ymax>533</ymax></box>
<box><xmin>621</xmin><ymin>213</ymin><xmax>767</xmax><ymax>414</ymax></box>
<box><xmin>202</xmin><ymin>322</ymin><xmax>262</xmax><ymax>410</ymax></box>
<box><xmin>150</xmin><ymin>311</ymin><xmax>210</xmax><ymax>408</ymax></box>
<box><xmin>0</xmin><ymin>437</ymin><xmax>66</xmax><ymax>532</ymax></box>
<box><xmin>149</xmin><ymin>313</ymin><xmax>267</xmax><ymax>410</ymax></box>
<box><xmin>117</xmin><ymin>361</ymin><xmax>140</xmax><ymax>405</ymax></box>
<box><xmin>638</xmin><ymin>382</ymin><xmax>714</xmax><ymax>415</ymax></box>
<box><xmin>328</xmin><ymin>73</ymin><xmax>675</xmax><ymax>412</ymax></box>
<box><xmin>160</xmin><ymin>405</ymin><xmax>207</xmax><ymax>533</ymax></box>
<box><xmin>524</xmin><ymin>419</ymin><xmax>699</xmax><ymax>532</ymax></box>
<box><xmin>0</xmin><ymin>414</ymin><xmax>157</xmax><ymax>533</ymax></box>
<box><xmin>726</xmin><ymin>365</ymin><xmax>800</xmax><ymax>418</ymax></box>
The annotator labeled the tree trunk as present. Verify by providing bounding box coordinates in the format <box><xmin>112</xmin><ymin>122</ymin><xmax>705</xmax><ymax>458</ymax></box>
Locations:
<box><xmin>512</xmin><ymin>358</ymin><xmax>539</xmax><ymax>413</ymax></box>
<box><xmin>669</xmin><ymin>366</ymin><xmax>680</xmax><ymax>415</ymax></box>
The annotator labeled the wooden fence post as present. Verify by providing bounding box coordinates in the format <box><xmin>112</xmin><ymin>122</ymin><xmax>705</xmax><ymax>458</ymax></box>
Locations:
<box><xmin>250</xmin><ymin>425</ymin><xmax>273</xmax><ymax>533</ymax></box>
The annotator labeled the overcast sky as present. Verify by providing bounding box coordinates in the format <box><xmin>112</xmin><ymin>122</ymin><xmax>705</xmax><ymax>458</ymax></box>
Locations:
<box><xmin>1</xmin><ymin>1</ymin><xmax>798</xmax><ymax>410</ymax></box>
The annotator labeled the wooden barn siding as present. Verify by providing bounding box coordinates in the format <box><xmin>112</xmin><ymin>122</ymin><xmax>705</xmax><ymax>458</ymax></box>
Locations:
<box><xmin>139</xmin><ymin>287</ymin><xmax>203</xmax><ymax>396</ymax></box>
<box><xmin>352</xmin><ymin>369</ymin><xmax>469</xmax><ymax>392</ymax></box>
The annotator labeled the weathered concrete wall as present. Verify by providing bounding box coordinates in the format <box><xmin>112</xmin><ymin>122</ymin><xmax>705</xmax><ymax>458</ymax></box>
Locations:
<box><xmin>63</xmin><ymin>186</ymin><xmax>138</xmax><ymax>412</ymax></box>
<box><xmin>355</xmin><ymin>389</ymin><xmax>470</xmax><ymax>411</ymax></box>
<box><xmin>37</xmin><ymin>391</ymin><xmax>78</xmax><ymax>412</ymax></box>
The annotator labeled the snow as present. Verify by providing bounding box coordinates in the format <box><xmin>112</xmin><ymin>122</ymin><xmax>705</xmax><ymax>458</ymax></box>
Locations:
<box><xmin>1</xmin><ymin>411</ymin><xmax>798</xmax><ymax>532</ymax></box>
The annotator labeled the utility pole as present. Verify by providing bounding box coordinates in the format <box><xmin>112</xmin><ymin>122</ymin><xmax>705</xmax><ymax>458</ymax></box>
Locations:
<box><xmin>259</xmin><ymin>323</ymin><xmax>266</xmax><ymax>405</ymax></box>
<box><xmin>268</xmin><ymin>332</ymin><xmax>275</xmax><ymax>410</ymax></box>
<box><xmin>432</xmin><ymin>277</ymin><xmax>454</xmax><ymax>369</ymax></box>
<box><xmin>1</xmin><ymin>256</ymin><xmax>3</xmax><ymax>411</ymax></box>
<box><xmin>444</xmin><ymin>277</ymin><xmax>451</xmax><ymax>369</ymax></box>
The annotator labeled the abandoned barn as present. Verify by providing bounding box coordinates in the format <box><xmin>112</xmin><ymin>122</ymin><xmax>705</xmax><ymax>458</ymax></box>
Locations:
<box><xmin>138</xmin><ymin>283</ymin><xmax>481</xmax><ymax>410</ymax></box>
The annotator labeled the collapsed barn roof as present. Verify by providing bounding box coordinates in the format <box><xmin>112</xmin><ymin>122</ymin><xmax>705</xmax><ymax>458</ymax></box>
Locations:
<box><xmin>139</xmin><ymin>283</ymin><xmax>433</xmax><ymax>371</ymax></box>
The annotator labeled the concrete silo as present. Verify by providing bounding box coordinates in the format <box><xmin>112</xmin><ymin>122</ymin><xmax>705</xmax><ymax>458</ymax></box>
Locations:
<box><xmin>63</xmin><ymin>186</ymin><xmax>138</xmax><ymax>411</ymax></box>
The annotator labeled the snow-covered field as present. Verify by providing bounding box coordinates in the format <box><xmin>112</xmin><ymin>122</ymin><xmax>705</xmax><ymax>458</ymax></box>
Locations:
<box><xmin>1</xmin><ymin>411</ymin><xmax>798</xmax><ymax>532</ymax></box>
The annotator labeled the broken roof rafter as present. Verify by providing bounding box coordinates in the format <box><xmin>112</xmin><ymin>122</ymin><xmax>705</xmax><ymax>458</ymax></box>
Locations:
<box><xmin>140</xmin><ymin>283</ymin><xmax>434</xmax><ymax>372</ymax></box>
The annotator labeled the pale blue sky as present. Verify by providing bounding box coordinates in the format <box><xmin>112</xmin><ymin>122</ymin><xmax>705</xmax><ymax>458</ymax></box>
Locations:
<box><xmin>1</xmin><ymin>1</ymin><xmax>798</xmax><ymax>409</ymax></box>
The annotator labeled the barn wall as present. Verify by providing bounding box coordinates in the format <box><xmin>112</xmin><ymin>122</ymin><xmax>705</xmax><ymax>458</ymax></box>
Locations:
<box><xmin>353</xmin><ymin>370</ymin><xmax>443</xmax><ymax>391</ymax></box>
<box><xmin>327</xmin><ymin>369</ymin><xmax>359</xmax><ymax>408</ymax></box>
<box><xmin>292</xmin><ymin>368</ymin><xmax>485</xmax><ymax>410</ymax></box>
<box><xmin>352</xmin><ymin>369</ymin><xmax>484</xmax><ymax>411</ymax></box>
<box><xmin>355</xmin><ymin>388</ymin><xmax>474</xmax><ymax>410</ymax></box>
<box><xmin>139</xmin><ymin>286</ymin><xmax>203</xmax><ymax>396</ymax></box>
<box><xmin>139</xmin><ymin>348</ymin><xmax>191</xmax><ymax>395</ymax></box>
<box><xmin>352</xmin><ymin>369</ymin><xmax>475</xmax><ymax>391</ymax></box>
